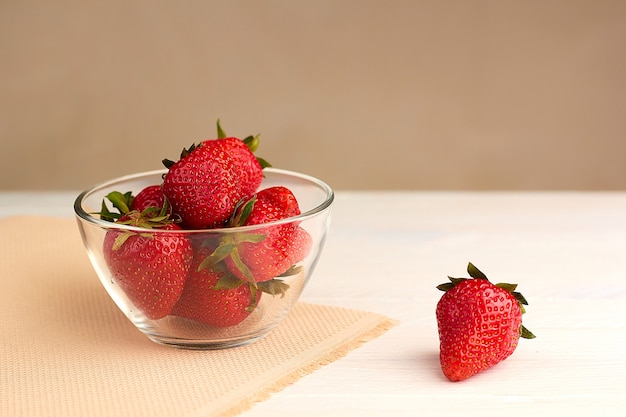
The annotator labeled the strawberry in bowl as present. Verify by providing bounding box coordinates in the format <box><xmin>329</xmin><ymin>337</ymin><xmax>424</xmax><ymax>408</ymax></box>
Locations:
<box><xmin>74</xmin><ymin>122</ymin><xmax>333</xmax><ymax>349</ymax></box>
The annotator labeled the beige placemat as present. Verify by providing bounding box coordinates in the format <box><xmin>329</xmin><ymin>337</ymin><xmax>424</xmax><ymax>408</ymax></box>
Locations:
<box><xmin>0</xmin><ymin>216</ymin><xmax>396</xmax><ymax>417</ymax></box>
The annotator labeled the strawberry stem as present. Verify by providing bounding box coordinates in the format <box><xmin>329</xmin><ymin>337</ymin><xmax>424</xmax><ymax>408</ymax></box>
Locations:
<box><xmin>216</xmin><ymin>118</ymin><xmax>227</xmax><ymax>139</ymax></box>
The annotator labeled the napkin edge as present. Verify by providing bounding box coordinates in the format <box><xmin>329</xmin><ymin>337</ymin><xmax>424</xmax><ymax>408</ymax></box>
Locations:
<box><xmin>218</xmin><ymin>315</ymin><xmax>398</xmax><ymax>417</ymax></box>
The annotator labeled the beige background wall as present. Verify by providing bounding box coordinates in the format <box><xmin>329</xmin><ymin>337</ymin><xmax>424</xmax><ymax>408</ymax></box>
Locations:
<box><xmin>1</xmin><ymin>0</ymin><xmax>625</xmax><ymax>191</ymax></box>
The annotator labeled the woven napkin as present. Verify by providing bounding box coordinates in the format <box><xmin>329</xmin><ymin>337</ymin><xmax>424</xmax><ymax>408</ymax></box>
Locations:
<box><xmin>0</xmin><ymin>216</ymin><xmax>395</xmax><ymax>417</ymax></box>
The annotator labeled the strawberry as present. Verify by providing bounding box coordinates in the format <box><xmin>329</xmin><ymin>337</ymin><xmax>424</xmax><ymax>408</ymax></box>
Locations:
<box><xmin>213</xmin><ymin>119</ymin><xmax>270</xmax><ymax>196</ymax></box>
<box><xmin>212</xmin><ymin>136</ymin><xmax>263</xmax><ymax>196</ymax></box>
<box><xmin>171</xmin><ymin>247</ymin><xmax>261</xmax><ymax>327</ymax></box>
<box><xmin>130</xmin><ymin>184</ymin><xmax>167</xmax><ymax>212</ymax></box>
<box><xmin>101</xmin><ymin>195</ymin><xmax>193</xmax><ymax>320</ymax></box>
<box><xmin>435</xmin><ymin>262</ymin><xmax>535</xmax><ymax>382</ymax></box>
<box><xmin>161</xmin><ymin>140</ymin><xmax>246</xmax><ymax>229</ymax></box>
<box><xmin>205</xmin><ymin>186</ymin><xmax>312</xmax><ymax>283</ymax></box>
<box><xmin>161</xmin><ymin>120</ymin><xmax>270</xmax><ymax>230</ymax></box>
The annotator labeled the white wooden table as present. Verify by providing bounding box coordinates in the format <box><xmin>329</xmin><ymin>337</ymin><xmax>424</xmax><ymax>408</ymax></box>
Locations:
<box><xmin>2</xmin><ymin>191</ymin><xmax>625</xmax><ymax>416</ymax></box>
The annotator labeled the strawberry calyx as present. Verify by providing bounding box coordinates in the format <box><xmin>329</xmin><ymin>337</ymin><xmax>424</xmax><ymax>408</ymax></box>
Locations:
<box><xmin>200</xmin><ymin>195</ymin><xmax>267</xmax><ymax>284</ymax></box>
<box><xmin>229</xmin><ymin>194</ymin><xmax>257</xmax><ymax>226</ymax></box>
<box><xmin>99</xmin><ymin>190</ymin><xmax>176</xmax><ymax>225</ymax></box>
<box><xmin>437</xmin><ymin>262</ymin><xmax>536</xmax><ymax>339</ymax></box>
<box><xmin>216</xmin><ymin>118</ymin><xmax>271</xmax><ymax>169</ymax></box>
<box><xmin>162</xmin><ymin>120</ymin><xmax>271</xmax><ymax>170</ymax></box>
<box><xmin>162</xmin><ymin>142</ymin><xmax>203</xmax><ymax>169</ymax></box>
<box><xmin>196</xmin><ymin>235</ymin><xmax>291</xmax><ymax>298</ymax></box>
<box><xmin>114</xmin><ymin>208</ymin><xmax>171</xmax><ymax>229</ymax></box>
<box><xmin>98</xmin><ymin>191</ymin><xmax>133</xmax><ymax>222</ymax></box>
<box><xmin>197</xmin><ymin>232</ymin><xmax>266</xmax><ymax>283</ymax></box>
<box><xmin>99</xmin><ymin>190</ymin><xmax>180</xmax><ymax>250</ymax></box>
<box><xmin>208</xmin><ymin>268</ymin><xmax>262</xmax><ymax>312</ymax></box>
<box><xmin>193</xmin><ymin>194</ymin><xmax>292</xmax><ymax>298</ymax></box>
<box><xmin>197</xmin><ymin>241</ymin><xmax>290</xmax><ymax>301</ymax></box>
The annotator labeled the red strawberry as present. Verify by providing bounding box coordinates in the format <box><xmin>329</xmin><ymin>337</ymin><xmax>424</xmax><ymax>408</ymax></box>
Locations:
<box><xmin>103</xmin><ymin>215</ymin><xmax>193</xmax><ymax>320</ymax></box>
<box><xmin>161</xmin><ymin>121</ymin><xmax>271</xmax><ymax>230</ymax></box>
<box><xmin>436</xmin><ymin>263</ymin><xmax>535</xmax><ymax>382</ymax></box>
<box><xmin>162</xmin><ymin>141</ymin><xmax>246</xmax><ymax>229</ymax></box>
<box><xmin>210</xmin><ymin>186</ymin><xmax>312</xmax><ymax>283</ymax></box>
<box><xmin>171</xmin><ymin>247</ymin><xmax>260</xmax><ymax>327</ymax></box>
<box><xmin>131</xmin><ymin>184</ymin><xmax>167</xmax><ymax>212</ymax></box>
<box><xmin>212</xmin><ymin>119</ymin><xmax>270</xmax><ymax>196</ymax></box>
<box><xmin>212</xmin><ymin>137</ymin><xmax>263</xmax><ymax>196</ymax></box>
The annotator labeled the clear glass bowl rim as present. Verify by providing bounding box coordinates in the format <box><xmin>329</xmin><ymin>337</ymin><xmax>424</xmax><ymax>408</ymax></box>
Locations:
<box><xmin>74</xmin><ymin>167</ymin><xmax>334</xmax><ymax>234</ymax></box>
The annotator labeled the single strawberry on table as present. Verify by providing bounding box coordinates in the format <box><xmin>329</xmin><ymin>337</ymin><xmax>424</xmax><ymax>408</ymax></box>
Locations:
<box><xmin>100</xmin><ymin>194</ymin><xmax>193</xmax><ymax>320</ymax></box>
<box><xmin>435</xmin><ymin>262</ymin><xmax>535</xmax><ymax>382</ymax></box>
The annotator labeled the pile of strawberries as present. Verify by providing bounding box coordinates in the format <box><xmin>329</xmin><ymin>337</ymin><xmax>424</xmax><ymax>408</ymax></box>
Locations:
<box><xmin>99</xmin><ymin>121</ymin><xmax>312</xmax><ymax>327</ymax></box>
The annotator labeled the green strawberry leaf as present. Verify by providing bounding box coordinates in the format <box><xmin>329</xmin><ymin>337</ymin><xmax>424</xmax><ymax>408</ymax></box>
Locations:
<box><xmin>234</xmin><ymin>232</ymin><xmax>267</xmax><ymax>244</ymax></box>
<box><xmin>257</xmin><ymin>157</ymin><xmax>272</xmax><ymax>169</ymax></box>
<box><xmin>156</xmin><ymin>196</ymin><xmax>171</xmax><ymax>218</ymax></box>
<box><xmin>436</xmin><ymin>276</ymin><xmax>467</xmax><ymax>292</ymax></box>
<box><xmin>164</xmin><ymin>143</ymin><xmax>200</xmax><ymax>168</ymax></box>
<box><xmin>180</xmin><ymin>143</ymin><xmax>199</xmax><ymax>159</ymax></box>
<box><xmin>199</xmin><ymin>231</ymin><xmax>269</xmax><ymax>284</ymax></box>
<box><xmin>246</xmin><ymin>284</ymin><xmax>260</xmax><ymax>312</ymax></box>
<box><xmin>278</xmin><ymin>265</ymin><xmax>303</xmax><ymax>277</ymax></box>
<box><xmin>511</xmin><ymin>291</ymin><xmax>529</xmax><ymax>305</ymax></box>
<box><xmin>230</xmin><ymin>196</ymin><xmax>257</xmax><ymax>226</ymax></box>
<box><xmin>198</xmin><ymin>242</ymin><xmax>237</xmax><ymax>271</ymax></box>
<box><xmin>467</xmin><ymin>262</ymin><xmax>488</xmax><ymax>280</ymax></box>
<box><xmin>98</xmin><ymin>199</ymin><xmax>119</xmax><ymax>222</ymax></box>
<box><xmin>199</xmin><ymin>235</ymin><xmax>222</xmax><ymax>249</ymax></box>
<box><xmin>112</xmin><ymin>231</ymin><xmax>134</xmax><ymax>251</ymax></box>
<box><xmin>213</xmin><ymin>273</ymin><xmax>246</xmax><ymax>290</ymax></box>
<box><xmin>436</xmin><ymin>282</ymin><xmax>454</xmax><ymax>292</ymax></box>
<box><xmin>105</xmin><ymin>191</ymin><xmax>133</xmax><ymax>215</ymax></box>
<box><xmin>520</xmin><ymin>324</ymin><xmax>536</xmax><ymax>339</ymax></box>
<box><xmin>216</xmin><ymin>118</ymin><xmax>227</xmax><ymax>139</ymax></box>
<box><xmin>228</xmin><ymin>247</ymin><xmax>256</xmax><ymax>284</ymax></box>
<box><xmin>495</xmin><ymin>282</ymin><xmax>518</xmax><ymax>293</ymax></box>
<box><xmin>243</xmin><ymin>134</ymin><xmax>260</xmax><ymax>153</ymax></box>
<box><xmin>258</xmin><ymin>279</ymin><xmax>290</xmax><ymax>298</ymax></box>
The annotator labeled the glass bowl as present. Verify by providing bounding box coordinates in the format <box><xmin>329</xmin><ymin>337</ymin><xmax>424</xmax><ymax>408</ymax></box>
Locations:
<box><xmin>74</xmin><ymin>168</ymin><xmax>333</xmax><ymax>349</ymax></box>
